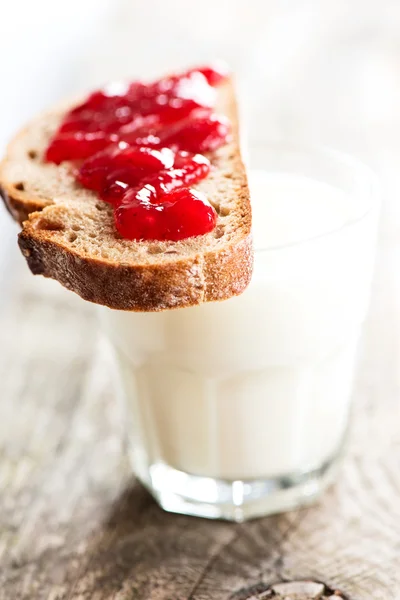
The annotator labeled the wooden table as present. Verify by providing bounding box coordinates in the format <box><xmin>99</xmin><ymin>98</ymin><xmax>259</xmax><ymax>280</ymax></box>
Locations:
<box><xmin>0</xmin><ymin>202</ymin><xmax>399</xmax><ymax>600</ymax></box>
<box><xmin>3</xmin><ymin>0</ymin><xmax>400</xmax><ymax>595</ymax></box>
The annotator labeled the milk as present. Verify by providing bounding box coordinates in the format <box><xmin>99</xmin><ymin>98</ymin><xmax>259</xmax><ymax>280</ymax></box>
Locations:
<box><xmin>102</xmin><ymin>170</ymin><xmax>378</xmax><ymax>481</ymax></box>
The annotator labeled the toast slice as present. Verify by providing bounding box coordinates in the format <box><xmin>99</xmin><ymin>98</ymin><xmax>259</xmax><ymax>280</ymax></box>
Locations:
<box><xmin>0</xmin><ymin>80</ymin><xmax>252</xmax><ymax>311</ymax></box>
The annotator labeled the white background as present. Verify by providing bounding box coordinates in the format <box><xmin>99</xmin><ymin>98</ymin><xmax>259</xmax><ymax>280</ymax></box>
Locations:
<box><xmin>1</xmin><ymin>0</ymin><xmax>400</xmax><ymax>303</ymax></box>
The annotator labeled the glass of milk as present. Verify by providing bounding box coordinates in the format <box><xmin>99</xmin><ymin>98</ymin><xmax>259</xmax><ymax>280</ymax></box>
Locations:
<box><xmin>101</xmin><ymin>142</ymin><xmax>380</xmax><ymax>521</ymax></box>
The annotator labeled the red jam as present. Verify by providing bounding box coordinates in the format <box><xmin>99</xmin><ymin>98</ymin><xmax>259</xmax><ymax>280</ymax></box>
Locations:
<box><xmin>115</xmin><ymin>188</ymin><xmax>217</xmax><ymax>242</ymax></box>
<box><xmin>45</xmin><ymin>63</ymin><xmax>230</xmax><ymax>241</ymax></box>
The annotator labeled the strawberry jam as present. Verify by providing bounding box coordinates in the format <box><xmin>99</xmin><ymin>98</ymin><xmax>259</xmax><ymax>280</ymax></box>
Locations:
<box><xmin>115</xmin><ymin>188</ymin><xmax>217</xmax><ymax>241</ymax></box>
<box><xmin>45</xmin><ymin>63</ymin><xmax>230</xmax><ymax>241</ymax></box>
<box><xmin>77</xmin><ymin>145</ymin><xmax>175</xmax><ymax>195</ymax></box>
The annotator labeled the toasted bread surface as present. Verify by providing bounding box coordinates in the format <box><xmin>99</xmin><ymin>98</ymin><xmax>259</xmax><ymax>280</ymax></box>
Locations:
<box><xmin>0</xmin><ymin>80</ymin><xmax>252</xmax><ymax>311</ymax></box>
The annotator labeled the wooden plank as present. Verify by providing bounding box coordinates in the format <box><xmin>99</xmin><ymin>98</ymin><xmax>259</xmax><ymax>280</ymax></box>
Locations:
<box><xmin>0</xmin><ymin>234</ymin><xmax>399</xmax><ymax>600</ymax></box>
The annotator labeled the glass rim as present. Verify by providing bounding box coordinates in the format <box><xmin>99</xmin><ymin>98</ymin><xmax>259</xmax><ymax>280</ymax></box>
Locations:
<box><xmin>247</xmin><ymin>140</ymin><xmax>380</xmax><ymax>254</ymax></box>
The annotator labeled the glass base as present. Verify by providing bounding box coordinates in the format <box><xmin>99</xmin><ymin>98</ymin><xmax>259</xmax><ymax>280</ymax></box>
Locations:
<box><xmin>131</xmin><ymin>449</ymin><xmax>343</xmax><ymax>522</ymax></box>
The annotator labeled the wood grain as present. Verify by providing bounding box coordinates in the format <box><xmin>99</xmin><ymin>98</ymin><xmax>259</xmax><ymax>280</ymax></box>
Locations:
<box><xmin>0</xmin><ymin>228</ymin><xmax>399</xmax><ymax>600</ymax></box>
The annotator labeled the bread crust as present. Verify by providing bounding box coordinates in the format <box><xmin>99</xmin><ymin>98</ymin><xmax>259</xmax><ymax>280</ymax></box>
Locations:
<box><xmin>18</xmin><ymin>225</ymin><xmax>252</xmax><ymax>310</ymax></box>
<box><xmin>0</xmin><ymin>80</ymin><xmax>253</xmax><ymax>311</ymax></box>
<box><xmin>0</xmin><ymin>185</ymin><xmax>50</xmax><ymax>224</ymax></box>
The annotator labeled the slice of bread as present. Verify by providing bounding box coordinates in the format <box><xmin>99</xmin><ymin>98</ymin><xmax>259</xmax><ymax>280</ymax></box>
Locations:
<box><xmin>0</xmin><ymin>80</ymin><xmax>252</xmax><ymax>311</ymax></box>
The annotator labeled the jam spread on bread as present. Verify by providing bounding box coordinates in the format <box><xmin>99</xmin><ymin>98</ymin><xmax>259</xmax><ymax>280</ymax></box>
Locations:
<box><xmin>45</xmin><ymin>64</ymin><xmax>230</xmax><ymax>241</ymax></box>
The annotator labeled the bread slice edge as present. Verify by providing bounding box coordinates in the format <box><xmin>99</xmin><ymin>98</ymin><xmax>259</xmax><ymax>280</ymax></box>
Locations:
<box><xmin>0</xmin><ymin>80</ymin><xmax>253</xmax><ymax>311</ymax></box>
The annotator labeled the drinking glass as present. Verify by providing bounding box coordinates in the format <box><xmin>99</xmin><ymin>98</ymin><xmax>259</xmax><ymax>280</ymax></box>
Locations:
<box><xmin>101</xmin><ymin>142</ymin><xmax>380</xmax><ymax>521</ymax></box>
